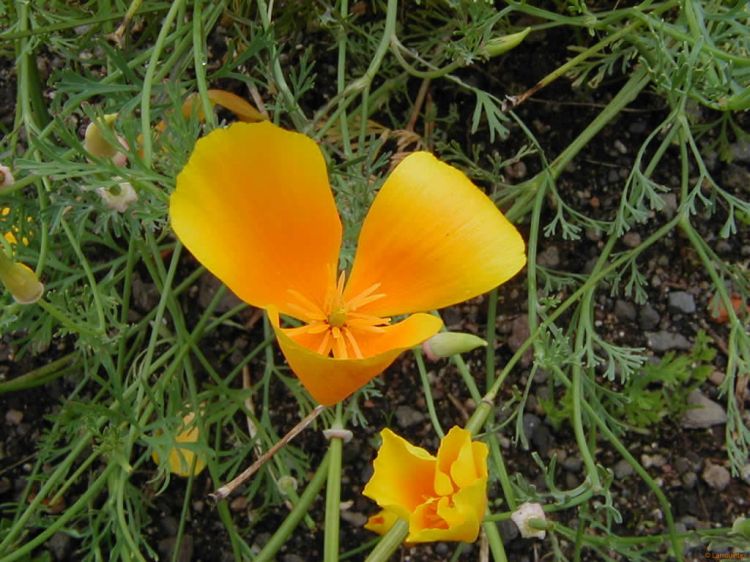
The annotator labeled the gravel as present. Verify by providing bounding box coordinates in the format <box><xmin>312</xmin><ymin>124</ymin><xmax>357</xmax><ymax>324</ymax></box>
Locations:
<box><xmin>702</xmin><ymin>464</ymin><xmax>731</xmax><ymax>491</ymax></box>
<box><xmin>668</xmin><ymin>291</ymin><xmax>696</xmax><ymax>314</ymax></box>
<box><xmin>645</xmin><ymin>331</ymin><xmax>691</xmax><ymax>352</ymax></box>
<box><xmin>680</xmin><ymin>390</ymin><xmax>727</xmax><ymax>429</ymax></box>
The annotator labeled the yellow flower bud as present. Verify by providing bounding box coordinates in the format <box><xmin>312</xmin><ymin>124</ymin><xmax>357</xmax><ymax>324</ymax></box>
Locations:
<box><xmin>422</xmin><ymin>332</ymin><xmax>487</xmax><ymax>360</ymax></box>
<box><xmin>479</xmin><ymin>28</ymin><xmax>531</xmax><ymax>58</ymax></box>
<box><xmin>84</xmin><ymin>113</ymin><xmax>129</xmax><ymax>166</ymax></box>
<box><xmin>0</xmin><ymin>253</ymin><xmax>44</xmax><ymax>304</ymax></box>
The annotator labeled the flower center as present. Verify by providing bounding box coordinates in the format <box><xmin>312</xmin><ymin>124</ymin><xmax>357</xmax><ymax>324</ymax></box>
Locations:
<box><xmin>327</xmin><ymin>306</ymin><xmax>348</xmax><ymax>328</ymax></box>
<box><xmin>285</xmin><ymin>270</ymin><xmax>390</xmax><ymax>360</ymax></box>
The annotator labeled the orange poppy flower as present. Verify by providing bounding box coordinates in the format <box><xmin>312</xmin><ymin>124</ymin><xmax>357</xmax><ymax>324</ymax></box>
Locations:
<box><xmin>363</xmin><ymin>427</ymin><xmax>488</xmax><ymax>543</ymax></box>
<box><xmin>170</xmin><ymin>121</ymin><xmax>525</xmax><ymax>405</ymax></box>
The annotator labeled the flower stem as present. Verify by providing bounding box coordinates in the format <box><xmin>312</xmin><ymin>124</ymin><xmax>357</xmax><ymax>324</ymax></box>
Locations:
<box><xmin>324</xmin><ymin>404</ymin><xmax>344</xmax><ymax>562</ymax></box>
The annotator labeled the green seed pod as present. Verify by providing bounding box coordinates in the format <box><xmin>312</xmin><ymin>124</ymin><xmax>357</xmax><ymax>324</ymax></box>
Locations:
<box><xmin>480</xmin><ymin>27</ymin><xmax>531</xmax><ymax>58</ymax></box>
<box><xmin>422</xmin><ymin>332</ymin><xmax>487</xmax><ymax>360</ymax></box>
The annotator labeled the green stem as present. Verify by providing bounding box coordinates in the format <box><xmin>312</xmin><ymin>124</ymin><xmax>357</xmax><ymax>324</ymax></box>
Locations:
<box><xmin>192</xmin><ymin>0</ymin><xmax>217</xmax><ymax>129</ymax></box>
<box><xmin>483</xmin><ymin>522</ymin><xmax>508</xmax><ymax>562</ymax></box>
<box><xmin>324</xmin><ymin>405</ymin><xmax>344</xmax><ymax>562</ymax></box>
<box><xmin>414</xmin><ymin>349</ymin><xmax>444</xmax><ymax>438</ymax></box>
<box><xmin>364</xmin><ymin>519</ymin><xmax>408</xmax><ymax>562</ymax></box>
<box><xmin>140</xmin><ymin>0</ymin><xmax>186</xmax><ymax>166</ymax></box>
<box><xmin>0</xmin><ymin>353</ymin><xmax>77</xmax><ymax>394</ymax></box>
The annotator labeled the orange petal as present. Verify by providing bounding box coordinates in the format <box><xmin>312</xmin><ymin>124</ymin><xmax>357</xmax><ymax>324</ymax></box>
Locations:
<box><xmin>181</xmin><ymin>90</ymin><xmax>265</xmax><ymax>122</ymax></box>
<box><xmin>436</xmin><ymin>427</ymin><xmax>486</xmax><ymax>491</ymax></box>
<box><xmin>364</xmin><ymin>508</ymin><xmax>400</xmax><ymax>536</ymax></box>
<box><xmin>362</xmin><ymin>429</ymin><xmax>436</xmax><ymax>520</ymax></box>
<box><xmin>349</xmin><ymin>312</ymin><xmax>442</xmax><ymax>357</ymax></box>
<box><xmin>408</xmin><ymin>481</ymin><xmax>486</xmax><ymax>543</ymax></box>
<box><xmin>170</xmin><ymin>122</ymin><xmax>342</xmax><ymax>315</ymax></box>
<box><xmin>344</xmin><ymin>152</ymin><xmax>526</xmax><ymax>316</ymax></box>
<box><xmin>270</xmin><ymin>310</ymin><xmax>441</xmax><ymax>405</ymax></box>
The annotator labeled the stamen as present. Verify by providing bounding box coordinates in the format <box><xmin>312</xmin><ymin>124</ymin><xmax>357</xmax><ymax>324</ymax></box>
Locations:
<box><xmin>344</xmin><ymin>282</ymin><xmax>386</xmax><ymax>311</ymax></box>
<box><xmin>286</xmin><ymin>289</ymin><xmax>326</xmax><ymax>321</ymax></box>
<box><xmin>344</xmin><ymin>329</ymin><xmax>364</xmax><ymax>359</ymax></box>
<box><xmin>332</xmin><ymin>333</ymin><xmax>348</xmax><ymax>359</ymax></box>
<box><xmin>316</xmin><ymin>331</ymin><xmax>332</xmax><ymax>356</ymax></box>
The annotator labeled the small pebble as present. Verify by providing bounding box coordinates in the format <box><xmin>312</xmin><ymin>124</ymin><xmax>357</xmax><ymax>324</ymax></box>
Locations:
<box><xmin>562</xmin><ymin>456</ymin><xmax>582</xmax><ymax>473</ymax></box>
<box><xmin>641</xmin><ymin>454</ymin><xmax>667</xmax><ymax>469</ymax></box>
<box><xmin>680</xmin><ymin>390</ymin><xmax>727</xmax><ymax>429</ymax></box>
<box><xmin>622</xmin><ymin>232</ymin><xmax>641</xmax><ymax>248</ymax></box>
<box><xmin>681</xmin><ymin>472</ymin><xmax>697</xmax><ymax>489</ymax></box>
<box><xmin>537</xmin><ymin>246</ymin><xmax>560</xmax><ymax>268</ymax></box>
<box><xmin>639</xmin><ymin>305</ymin><xmax>660</xmax><ymax>330</ymax></box>
<box><xmin>645</xmin><ymin>331</ymin><xmax>691</xmax><ymax>352</ymax></box>
<box><xmin>614</xmin><ymin>300</ymin><xmax>637</xmax><ymax>322</ymax></box>
<box><xmin>394</xmin><ymin>405</ymin><xmax>425</xmax><ymax>428</ymax></box>
<box><xmin>668</xmin><ymin>291</ymin><xmax>696</xmax><ymax>314</ymax></box>
<box><xmin>5</xmin><ymin>409</ymin><xmax>23</xmax><ymax>425</ymax></box>
<box><xmin>702</xmin><ymin>463</ymin><xmax>731</xmax><ymax>491</ymax></box>
<box><xmin>614</xmin><ymin>459</ymin><xmax>634</xmax><ymax>479</ymax></box>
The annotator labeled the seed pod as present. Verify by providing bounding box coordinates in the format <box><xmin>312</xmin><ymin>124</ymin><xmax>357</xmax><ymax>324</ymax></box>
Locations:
<box><xmin>422</xmin><ymin>332</ymin><xmax>487</xmax><ymax>361</ymax></box>
<box><xmin>479</xmin><ymin>28</ymin><xmax>531</xmax><ymax>58</ymax></box>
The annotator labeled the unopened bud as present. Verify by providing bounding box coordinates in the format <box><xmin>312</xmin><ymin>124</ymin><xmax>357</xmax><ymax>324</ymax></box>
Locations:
<box><xmin>422</xmin><ymin>332</ymin><xmax>487</xmax><ymax>361</ymax></box>
<box><xmin>511</xmin><ymin>502</ymin><xmax>547</xmax><ymax>539</ymax></box>
<box><xmin>84</xmin><ymin>113</ymin><xmax>128</xmax><ymax>166</ymax></box>
<box><xmin>0</xmin><ymin>164</ymin><xmax>14</xmax><ymax>188</ymax></box>
<box><xmin>480</xmin><ymin>28</ymin><xmax>531</xmax><ymax>58</ymax></box>
<box><xmin>277</xmin><ymin>475</ymin><xmax>299</xmax><ymax>496</ymax></box>
<box><xmin>0</xmin><ymin>254</ymin><xmax>44</xmax><ymax>304</ymax></box>
<box><xmin>732</xmin><ymin>516</ymin><xmax>750</xmax><ymax>539</ymax></box>
<box><xmin>97</xmin><ymin>180</ymin><xmax>138</xmax><ymax>212</ymax></box>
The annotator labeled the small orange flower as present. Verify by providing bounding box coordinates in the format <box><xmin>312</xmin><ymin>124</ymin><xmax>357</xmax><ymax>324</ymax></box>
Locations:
<box><xmin>363</xmin><ymin>427</ymin><xmax>488</xmax><ymax>543</ymax></box>
<box><xmin>170</xmin><ymin>121</ymin><xmax>525</xmax><ymax>405</ymax></box>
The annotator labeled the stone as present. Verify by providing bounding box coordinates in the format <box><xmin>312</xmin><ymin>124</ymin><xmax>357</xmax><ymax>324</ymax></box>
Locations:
<box><xmin>498</xmin><ymin>519</ymin><xmax>519</xmax><ymax>543</ymax></box>
<box><xmin>660</xmin><ymin>193</ymin><xmax>678</xmax><ymax>218</ymax></box>
<box><xmin>702</xmin><ymin>463</ymin><xmax>731</xmax><ymax>491</ymax></box>
<box><xmin>537</xmin><ymin>246</ymin><xmax>560</xmax><ymax>268</ymax></box>
<box><xmin>394</xmin><ymin>405</ymin><xmax>425</xmax><ymax>428</ymax></box>
<box><xmin>641</xmin><ymin>454</ymin><xmax>667</xmax><ymax>469</ymax></box>
<box><xmin>645</xmin><ymin>331</ymin><xmax>691</xmax><ymax>352</ymax></box>
<box><xmin>639</xmin><ymin>305</ymin><xmax>660</xmax><ymax>330</ymax></box>
<box><xmin>47</xmin><ymin>532</ymin><xmax>72</xmax><ymax>561</ymax></box>
<box><xmin>341</xmin><ymin>510</ymin><xmax>368</xmax><ymax>527</ymax></box>
<box><xmin>680</xmin><ymin>390</ymin><xmax>727</xmax><ymax>428</ymax></box>
<box><xmin>562</xmin><ymin>456</ymin><xmax>582</xmax><ymax>473</ymax></box>
<box><xmin>5</xmin><ymin>409</ymin><xmax>23</xmax><ymax>425</ymax></box>
<box><xmin>614</xmin><ymin>459</ymin><xmax>634</xmax><ymax>479</ymax></box>
<box><xmin>681</xmin><ymin>472</ymin><xmax>697</xmax><ymax>489</ymax></box>
<box><xmin>668</xmin><ymin>291</ymin><xmax>696</xmax><ymax>314</ymax></box>
<box><xmin>614</xmin><ymin>300</ymin><xmax>637</xmax><ymax>322</ymax></box>
<box><xmin>741</xmin><ymin>463</ymin><xmax>750</xmax><ymax>486</ymax></box>
<box><xmin>522</xmin><ymin>414</ymin><xmax>541</xmax><ymax>442</ymax></box>
<box><xmin>622</xmin><ymin>232</ymin><xmax>641</xmax><ymax>248</ymax></box>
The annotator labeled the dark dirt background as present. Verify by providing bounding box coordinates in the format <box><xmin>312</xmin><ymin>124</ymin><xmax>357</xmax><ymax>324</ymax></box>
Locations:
<box><xmin>1</xmin><ymin>7</ymin><xmax>749</xmax><ymax>562</ymax></box>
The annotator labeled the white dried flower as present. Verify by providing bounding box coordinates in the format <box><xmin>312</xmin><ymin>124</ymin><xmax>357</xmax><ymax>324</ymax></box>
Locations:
<box><xmin>511</xmin><ymin>502</ymin><xmax>547</xmax><ymax>539</ymax></box>
<box><xmin>97</xmin><ymin>180</ymin><xmax>138</xmax><ymax>212</ymax></box>
<box><xmin>0</xmin><ymin>164</ymin><xmax>14</xmax><ymax>188</ymax></box>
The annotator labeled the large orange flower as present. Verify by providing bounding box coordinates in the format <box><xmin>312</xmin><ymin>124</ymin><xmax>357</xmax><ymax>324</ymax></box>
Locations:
<box><xmin>170</xmin><ymin>122</ymin><xmax>525</xmax><ymax>405</ymax></box>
